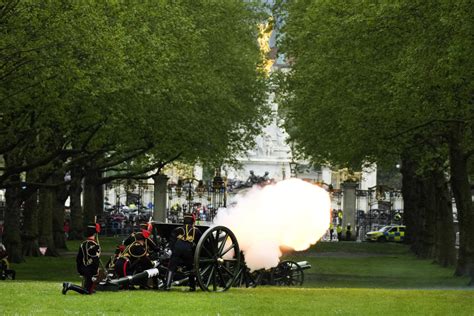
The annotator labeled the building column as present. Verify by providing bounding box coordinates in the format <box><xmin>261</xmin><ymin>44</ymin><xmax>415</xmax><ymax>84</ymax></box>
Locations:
<box><xmin>342</xmin><ymin>181</ymin><xmax>358</xmax><ymax>240</ymax></box>
<box><xmin>153</xmin><ymin>174</ymin><xmax>169</xmax><ymax>222</ymax></box>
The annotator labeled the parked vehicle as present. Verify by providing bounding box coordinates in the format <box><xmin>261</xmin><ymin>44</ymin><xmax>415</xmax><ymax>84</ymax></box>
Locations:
<box><xmin>365</xmin><ymin>225</ymin><xmax>405</xmax><ymax>242</ymax></box>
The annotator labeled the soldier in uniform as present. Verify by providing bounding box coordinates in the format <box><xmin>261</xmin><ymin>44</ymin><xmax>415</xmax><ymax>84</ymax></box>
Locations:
<box><xmin>112</xmin><ymin>223</ymin><xmax>159</xmax><ymax>289</ymax></box>
<box><xmin>329</xmin><ymin>223</ymin><xmax>334</xmax><ymax>241</ymax></box>
<box><xmin>336</xmin><ymin>224</ymin><xmax>343</xmax><ymax>241</ymax></box>
<box><xmin>346</xmin><ymin>223</ymin><xmax>352</xmax><ymax>241</ymax></box>
<box><xmin>122</xmin><ymin>223</ymin><xmax>159</xmax><ymax>255</ymax></box>
<box><xmin>62</xmin><ymin>224</ymin><xmax>101</xmax><ymax>295</ymax></box>
<box><xmin>0</xmin><ymin>243</ymin><xmax>15</xmax><ymax>280</ymax></box>
<box><xmin>165</xmin><ymin>214</ymin><xmax>202</xmax><ymax>291</ymax></box>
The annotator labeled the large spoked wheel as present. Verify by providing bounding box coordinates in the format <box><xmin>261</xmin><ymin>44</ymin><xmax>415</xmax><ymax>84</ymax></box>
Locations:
<box><xmin>194</xmin><ymin>226</ymin><xmax>241</xmax><ymax>292</ymax></box>
<box><xmin>233</xmin><ymin>264</ymin><xmax>258</xmax><ymax>288</ymax></box>
<box><xmin>273</xmin><ymin>260</ymin><xmax>304</xmax><ymax>286</ymax></box>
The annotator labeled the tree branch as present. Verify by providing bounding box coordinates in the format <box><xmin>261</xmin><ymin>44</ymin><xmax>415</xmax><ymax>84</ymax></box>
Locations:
<box><xmin>388</xmin><ymin>119</ymin><xmax>466</xmax><ymax>139</ymax></box>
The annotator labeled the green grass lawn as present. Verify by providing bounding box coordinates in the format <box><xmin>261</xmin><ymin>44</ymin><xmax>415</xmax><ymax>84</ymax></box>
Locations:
<box><xmin>0</xmin><ymin>239</ymin><xmax>472</xmax><ymax>315</ymax></box>
<box><xmin>287</xmin><ymin>242</ymin><xmax>470</xmax><ymax>289</ymax></box>
<box><xmin>0</xmin><ymin>283</ymin><xmax>472</xmax><ymax>315</ymax></box>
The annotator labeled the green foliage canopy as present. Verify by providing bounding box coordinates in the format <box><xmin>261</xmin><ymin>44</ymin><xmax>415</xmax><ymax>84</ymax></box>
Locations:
<box><xmin>277</xmin><ymin>0</ymin><xmax>473</xmax><ymax>170</ymax></box>
<box><xmin>0</xmin><ymin>0</ymin><xmax>270</xmax><ymax>185</ymax></box>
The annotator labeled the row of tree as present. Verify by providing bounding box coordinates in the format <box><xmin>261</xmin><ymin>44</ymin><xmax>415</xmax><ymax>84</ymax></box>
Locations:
<box><xmin>0</xmin><ymin>1</ymin><xmax>270</xmax><ymax>262</ymax></box>
<box><xmin>276</xmin><ymin>0</ymin><xmax>473</xmax><ymax>285</ymax></box>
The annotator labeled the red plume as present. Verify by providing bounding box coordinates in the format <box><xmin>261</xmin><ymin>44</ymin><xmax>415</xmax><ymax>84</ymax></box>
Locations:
<box><xmin>95</xmin><ymin>223</ymin><xmax>101</xmax><ymax>233</ymax></box>
<box><xmin>142</xmin><ymin>229</ymin><xmax>151</xmax><ymax>239</ymax></box>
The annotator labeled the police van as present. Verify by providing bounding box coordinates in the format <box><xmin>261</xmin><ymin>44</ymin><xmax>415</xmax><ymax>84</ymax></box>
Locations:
<box><xmin>365</xmin><ymin>225</ymin><xmax>405</xmax><ymax>242</ymax></box>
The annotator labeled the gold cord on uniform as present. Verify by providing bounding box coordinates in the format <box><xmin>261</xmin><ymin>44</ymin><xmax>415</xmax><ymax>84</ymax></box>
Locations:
<box><xmin>178</xmin><ymin>225</ymin><xmax>195</xmax><ymax>242</ymax></box>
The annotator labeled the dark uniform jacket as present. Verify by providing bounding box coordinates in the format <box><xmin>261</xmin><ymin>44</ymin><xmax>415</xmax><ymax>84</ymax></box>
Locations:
<box><xmin>76</xmin><ymin>239</ymin><xmax>101</xmax><ymax>275</ymax></box>
<box><xmin>123</xmin><ymin>231</ymin><xmax>160</xmax><ymax>254</ymax></box>
<box><xmin>170</xmin><ymin>225</ymin><xmax>202</xmax><ymax>250</ymax></box>
<box><xmin>168</xmin><ymin>224</ymin><xmax>202</xmax><ymax>272</ymax></box>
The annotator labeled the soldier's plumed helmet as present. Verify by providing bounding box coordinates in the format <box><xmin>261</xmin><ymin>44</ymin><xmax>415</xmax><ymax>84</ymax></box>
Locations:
<box><xmin>86</xmin><ymin>224</ymin><xmax>98</xmax><ymax>237</ymax></box>
<box><xmin>183</xmin><ymin>214</ymin><xmax>195</xmax><ymax>225</ymax></box>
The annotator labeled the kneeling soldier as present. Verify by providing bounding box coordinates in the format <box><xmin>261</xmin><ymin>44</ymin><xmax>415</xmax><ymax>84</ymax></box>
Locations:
<box><xmin>0</xmin><ymin>243</ymin><xmax>16</xmax><ymax>280</ymax></box>
<box><xmin>62</xmin><ymin>224</ymin><xmax>101</xmax><ymax>295</ymax></box>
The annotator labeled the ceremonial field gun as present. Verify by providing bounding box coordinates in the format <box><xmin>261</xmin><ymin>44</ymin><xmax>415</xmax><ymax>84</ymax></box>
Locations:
<box><xmin>150</xmin><ymin>222</ymin><xmax>241</xmax><ymax>292</ymax></box>
<box><xmin>153</xmin><ymin>222</ymin><xmax>312</xmax><ymax>290</ymax></box>
<box><xmin>99</xmin><ymin>222</ymin><xmax>311</xmax><ymax>292</ymax></box>
<box><xmin>233</xmin><ymin>258</ymin><xmax>311</xmax><ymax>288</ymax></box>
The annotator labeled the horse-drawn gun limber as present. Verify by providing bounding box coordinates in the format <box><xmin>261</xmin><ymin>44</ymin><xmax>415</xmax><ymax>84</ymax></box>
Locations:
<box><xmin>97</xmin><ymin>221</ymin><xmax>311</xmax><ymax>292</ymax></box>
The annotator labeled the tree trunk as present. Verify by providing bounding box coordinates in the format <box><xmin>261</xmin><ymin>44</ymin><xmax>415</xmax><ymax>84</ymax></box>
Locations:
<box><xmin>38</xmin><ymin>178</ymin><xmax>59</xmax><ymax>257</ymax></box>
<box><xmin>21</xmin><ymin>178</ymin><xmax>41</xmax><ymax>257</ymax></box>
<box><xmin>401</xmin><ymin>155</ymin><xmax>424</xmax><ymax>252</ymax></box>
<box><xmin>83</xmin><ymin>169</ymin><xmax>104</xmax><ymax>225</ymax></box>
<box><xmin>52</xmin><ymin>172</ymin><xmax>68</xmax><ymax>250</ymax></box>
<box><xmin>413</xmin><ymin>176</ymin><xmax>428</xmax><ymax>257</ymax></box>
<box><xmin>401</xmin><ymin>154</ymin><xmax>439</xmax><ymax>259</ymax></box>
<box><xmin>433</xmin><ymin>170</ymin><xmax>456</xmax><ymax>267</ymax></box>
<box><xmin>419</xmin><ymin>173</ymin><xmax>437</xmax><ymax>259</ymax></box>
<box><xmin>4</xmin><ymin>180</ymin><xmax>24</xmax><ymax>263</ymax></box>
<box><xmin>449</xmin><ymin>129</ymin><xmax>474</xmax><ymax>282</ymax></box>
<box><xmin>401</xmin><ymin>155</ymin><xmax>416</xmax><ymax>245</ymax></box>
<box><xmin>69</xmin><ymin>167</ymin><xmax>84</xmax><ymax>240</ymax></box>
<box><xmin>2</xmin><ymin>152</ymin><xmax>24</xmax><ymax>263</ymax></box>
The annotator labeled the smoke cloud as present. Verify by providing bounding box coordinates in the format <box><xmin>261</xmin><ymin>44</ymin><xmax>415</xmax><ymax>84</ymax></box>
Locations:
<box><xmin>213</xmin><ymin>178</ymin><xmax>331</xmax><ymax>271</ymax></box>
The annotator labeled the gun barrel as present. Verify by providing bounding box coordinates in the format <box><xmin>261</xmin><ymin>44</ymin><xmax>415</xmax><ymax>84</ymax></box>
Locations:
<box><xmin>295</xmin><ymin>261</ymin><xmax>311</xmax><ymax>270</ymax></box>
<box><xmin>109</xmin><ymin>268</ymin><xmax>159</xmax><ymax>286</ymax></box>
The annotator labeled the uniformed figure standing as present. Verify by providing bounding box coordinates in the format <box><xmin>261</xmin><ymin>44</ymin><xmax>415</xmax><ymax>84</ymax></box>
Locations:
<box><xmin>394</xmin><ymin>212</ymin><xmax>402</xmax><ymax>222</ymax></box>
<box><xmin>62</xmin><ymin>224</ymin><xmax>101</xmax><ymax>295</ymax></box>
<box><xmin>165</xmin><ymin>214</ymin><xmax>202</xmax><ymax>291</ymax></box>
<box><xmin>0</xmin><ymin>243</ymin><xmax>15</xmax><ymax>280</ymax></box>
<box><xmin>329</xmin><ymin>223</ymin><xmax>334</xmax><ymax>241</ymax></box>
<box><xmin>346</xmin><ymin>223</ymin><xmax>352</xmax><ymax>241</ymax></box>
<box><xmin>336</xmin><ymin>224</ymin><xmax>343</xmax><ymax>241</ymax></box>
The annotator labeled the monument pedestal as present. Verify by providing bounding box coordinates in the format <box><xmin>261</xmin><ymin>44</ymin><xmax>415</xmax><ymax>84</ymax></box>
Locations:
<box><xmin>153</xmin><ymin>174</ymin><xmax>169</xmax><ymax>222</ymax></box>
<box><xmin>342</xmin><ymin>181</ymin><xmax>358</xmax><ymax>241</ymax></box>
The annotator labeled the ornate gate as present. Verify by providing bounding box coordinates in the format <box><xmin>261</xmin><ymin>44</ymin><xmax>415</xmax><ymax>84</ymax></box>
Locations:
<box><xmin>166</xmin><ymin>176</ymin><xmax>226</xmax><ymax>223</ymax></box>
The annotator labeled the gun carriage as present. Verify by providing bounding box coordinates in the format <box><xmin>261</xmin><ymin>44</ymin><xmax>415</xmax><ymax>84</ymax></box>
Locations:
<box><xmin>233</xmin><ymin>259</ymin><xmax>310</xmax><ymax>288</ymax></box>
<box><xmin>154</xmin><ymin>222</ymin><xmax>241</xmax><ymax>292</ymax></box>
<box><xmin>100</xmin><ymin>221</ymin><xmax>310</xmax><ymax>292</ymax></box>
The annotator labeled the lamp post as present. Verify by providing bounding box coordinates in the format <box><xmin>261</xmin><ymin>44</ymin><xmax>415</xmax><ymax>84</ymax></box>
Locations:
<box><xmin>289</xmin><ymin>159</ymin><xmax>298</xmax><ymax>178</ymax></box>
<box><xmin>289</xmin><ymin>140</ymin><xmax>298</xmax><ymax>178</ymax></box>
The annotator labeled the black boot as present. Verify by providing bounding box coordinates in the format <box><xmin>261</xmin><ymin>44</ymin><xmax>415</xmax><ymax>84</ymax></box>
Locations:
<box><xmin>62</xmin><ymin>282</ymin><xmax>68</xmax><ymax>294</ymax></box>
<box><xmin>152</xmin><ymin>276</ymin><xmax>160</xmax><ymax>290</ymax></box>
<box><xmin>62</xmin><ymin>282</ymin><xmax>89</xmax><ymax>295</ymax></box>
<box><xmin>164</xmin><ymin>271</ymin><xmax>174</xmax><ymax>291</ymax></box>
<box><xmin>188</xmin><ymin>275</ymin><xmax>196</xmax><ymax>292</ymax></box>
